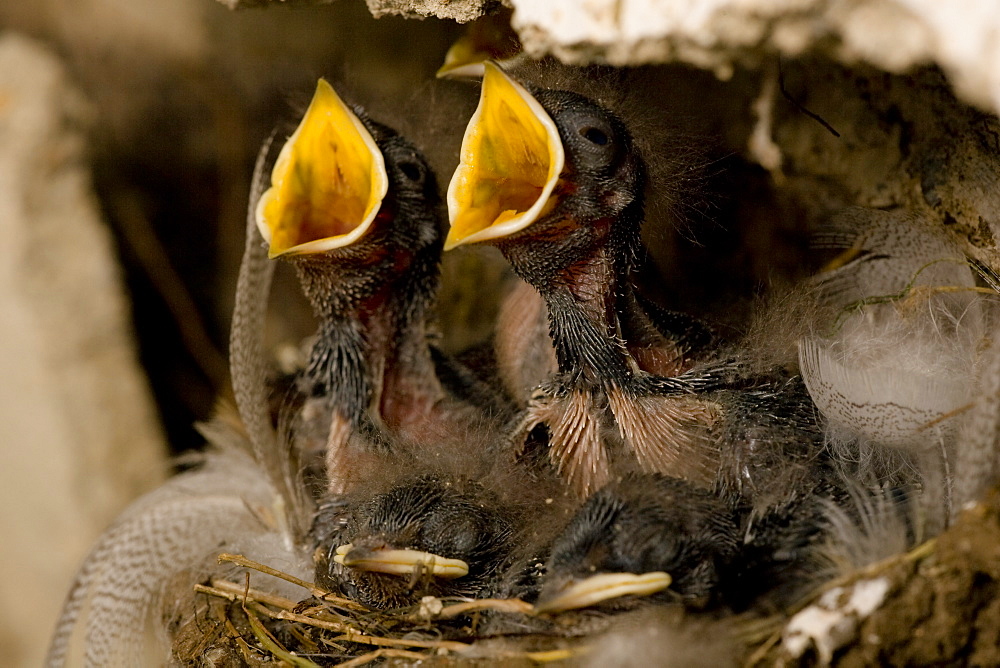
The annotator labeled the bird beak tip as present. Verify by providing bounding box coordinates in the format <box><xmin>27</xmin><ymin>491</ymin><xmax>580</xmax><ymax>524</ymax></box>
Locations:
<box><xmin>446</xmin><ymin>61</ymin><xmax>564</xmax><ymax>246</ymax></box>
<box><xmin>254</xmin><ymin>78</ymin><xmax>388</xmax><ymax>257</ymax></box>
<box><xmin>535</xmin><ymin>571</ymin><xmax>673</xmax><ymax>613</ymax></box>
<box><xmin>436</xmin><ymin>62</ymin><xmax>487</xmax><ymax>80</ymax></box>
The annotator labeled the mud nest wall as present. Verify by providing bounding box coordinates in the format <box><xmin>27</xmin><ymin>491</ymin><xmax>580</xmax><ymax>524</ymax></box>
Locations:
<box><xmin>4</xmin><ymin>0</ymin><xmax>1000</xmax><ymax>666</ymax></box>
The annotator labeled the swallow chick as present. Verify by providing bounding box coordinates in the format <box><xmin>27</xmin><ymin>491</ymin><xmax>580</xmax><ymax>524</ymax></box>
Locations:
<box><xmin>311</xmin><ymin>474</ymin><xmax>520</xmax><ymax>610</ymax></box>
<box><xmin>533</xmin><ymin>474</ymin><xmax>740</xmax><ymax>615</ymax></box>
<box><xmin>254</xmin><ymin>79</ymin><xmax>511</xmax><ymax>493</ymax></box>
<box><xmin>444</xmin><ymin>63</ymin><xmax>775</xmax><ymax>496</ymax></box>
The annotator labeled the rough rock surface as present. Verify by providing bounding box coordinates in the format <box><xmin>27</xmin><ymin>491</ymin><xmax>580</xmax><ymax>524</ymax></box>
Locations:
<box><xmin>508</xmin><ymin>0</ymin><xmax>1000</xmax><ymax>114</ymax></box>
<box><xmin>750</xmin><ymin>59</ymin><xmax>1000</xmax><ymax>275</ymax></box>
<box><xmin>0</xmin><ymin>34</ymin><xmax>167</xmax><ymax>667</ymax></box>
<box><xmin>215</xmin><ymin>0</ymin><xmax>1000</xmax><ymax>119</ymax></box>
<box><xmin>217</xmin><ymin>0</ymin><xmax>496</xmax><ymax>23</ymax></box>
<box><xmin>365</xmin><ymin>0</ymin><xmax>497</xmax><ymax>22</ymax></box>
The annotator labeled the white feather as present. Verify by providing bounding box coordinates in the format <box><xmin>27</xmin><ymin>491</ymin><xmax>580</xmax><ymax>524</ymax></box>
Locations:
<box><xmin>45</xmin><ymin>430</ymin><xmax>313</xmax><ymax>667</ymax></box>
<box><xmin>797</xmin><ymin>208</ymin><xmax>1000</xmax><ymax>530</ymax></box>
<box><xmin>799</xmin><ymin>208</ymin><xmax>986</xmax><ymax>453</ymax></box>
<box><xmin>799</xmin><ymin>303</ymin><xmax>977</xmax><ymax>450</ymax></box>
<box><xmin>813</xmin><ymin>482</ymin><xmax>917</xmax><ymax>582</ymax></box>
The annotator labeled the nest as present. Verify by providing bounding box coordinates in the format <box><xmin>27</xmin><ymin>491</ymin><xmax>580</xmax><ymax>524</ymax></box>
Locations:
<box><xmin>172</xmin><ymin>483</ymin><xmax>1000</xmax><ymax>668</ymax></box>
<box><xmin>173</xmin><ymin>554</ymin><xmax>589</xmax><ymax>666</ymax></box>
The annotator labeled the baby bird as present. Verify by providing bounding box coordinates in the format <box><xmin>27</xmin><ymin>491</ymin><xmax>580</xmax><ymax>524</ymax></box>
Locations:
<box><xmin>252</xmin><ymin>79</ymin><xmax>510</xmax><ymax>493</ymax></box>
<box><xmin>444</xmin><ymin>63</ymin><xmax>791</xmax><ymax>496</ymax></box>
<box><xmin>532</xmin><ymin>452</ymin><xmax>842</xmax><ymax>616</ymax></box>
<box><xmin>534</xmin><ymin>474</ymin><xmax>740</xmax><ymax>614</ymax></box>
<box><xmin>311</xmin><ymin>474</ymin><xmax>519</xmax><ymax>610</ymax></box>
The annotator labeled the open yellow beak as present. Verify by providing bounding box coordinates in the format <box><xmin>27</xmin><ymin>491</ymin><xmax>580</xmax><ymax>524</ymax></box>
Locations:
<box><xmin>333</xmin><ymin>543</ymin><xmax>470</xmax><ymax>580</ymax></box>
<box><xmin>436</xmin><ymin>11</ymin><xmax>521</xmax><ymax>80</ymax></box>
<box><xmin>255</xmin><ymin>79</ymin><xmax>388</xmax><ymax>258</ymax></box>
<box><xmin>534</xmin><ymin>572</ymin><xmax>672</xmax><ymax>614</ymax></box>
<box><xmin>445</xmin><ymin>62</ymin><xmax>564</xmax><ymax>250</ymax></box>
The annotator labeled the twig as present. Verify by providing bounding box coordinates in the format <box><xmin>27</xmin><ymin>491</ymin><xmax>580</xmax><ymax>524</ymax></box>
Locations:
<box><xmin>196</xmin><ymin>580</ymin><xmax>298</xmax><ymax>610</ymax></box>
<box><xmin>276</xmin><ymin>611</ymin><xmax>471</xmax><ymax>652</ymax></box>
<box><xmin>217</xmin><ymin>553</ymin><xmax>367</xmax><ymax>611</ymax></box>
<box><xmin>743</xmin><ymin>627</ymin><xmax>783</xmax><ymax>667</ymax></box>
<box><xmin>242</xmin><ymin>585</ymin><xmax>321</xmax><ymax>667</ymax></box>
<box><xmin>523</xmin><ymin>648</ymin><xmax>578</xmax><ymax>662</ymax></box>
<box><xmin>109</xmin><ymin>188</ymin><xmax>229</xmax><ymax>387</ymax></box>
<box><xmin>777</xmin><ymin>60</ymin><xmax>841</xmax><ymax>138</ymax></box>
<box><xmin>214</xmin><ymin>598</ymin><xmax>257</xmax><ymax>664</ymax></box>
<box><xmin>189</xmin><ymin>597</ymin><xmax>230</xmax><ymax>657</ymax></box>
<box><xmin>334</xmin><ymin>648</ymin><xmax>429</xmax><ymax>667</ymax></box>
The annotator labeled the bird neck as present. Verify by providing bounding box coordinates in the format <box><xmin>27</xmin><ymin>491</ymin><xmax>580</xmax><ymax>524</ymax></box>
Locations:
<box><xmin>541</xmin><ymin>247</ymin><xmax>636</xmax><ymax>386</ymax></box>
<box><xmin>293</xmin><ymin>244</ymin><xmax>441</xmax><ymax>426</ymax></box>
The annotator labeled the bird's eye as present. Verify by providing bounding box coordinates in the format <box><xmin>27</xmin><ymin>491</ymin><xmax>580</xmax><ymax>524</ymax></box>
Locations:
<box><xmin>580</xmin><ymin>126</ymin><xmax>609</xmax><ymax>146</ymax></box>
<box><xmin>398</xmin><ymin>160</ymin><xmax>422</xmax><ymax>182</ymax></box>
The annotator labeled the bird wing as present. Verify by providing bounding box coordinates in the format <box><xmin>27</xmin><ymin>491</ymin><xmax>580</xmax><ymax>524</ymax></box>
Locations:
<box><xmin>607</xmin><ymin>389</ymin><xmax>720</xmax><ymax>489</ymax></box>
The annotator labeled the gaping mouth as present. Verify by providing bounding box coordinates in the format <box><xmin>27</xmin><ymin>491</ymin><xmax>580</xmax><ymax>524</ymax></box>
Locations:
<box><xmin>255</xmin><ymin>79</ymin><xmax>388</xmax><ymax>258</ymax></box>
<box><xmin>435</xmin><ymin>11</ymin><xmax>521</xmax><ymax>80</ymax></box>
<box><xmin>333</xmin><ymin>543</ymin><xmax>470</xmax><ymax>580</ymax></box>
<box><xmin>534</xmin><ymin>571</ymin><xmax>672</xmax><ymax>613</ymax></box>
<box><xmin>444</xmin><ymin>62</ymin><xmax>564</xmax><ymax>250</ymax></box>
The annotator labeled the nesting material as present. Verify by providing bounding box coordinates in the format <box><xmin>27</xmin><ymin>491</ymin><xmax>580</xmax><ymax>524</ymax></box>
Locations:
<box><xmin>172</xmin><ymin>554</ymin><xmax>599</xmax><ymax>666</ymax></box>
<box><xmin>799</xmin><ymin>208</ymin><xmax>987</xmax><ymax>452</ymax></box>
<box><xmin>756</xmin><ymin>485</ymin><xmax>1000</xmax><ymax>666</ymax></box>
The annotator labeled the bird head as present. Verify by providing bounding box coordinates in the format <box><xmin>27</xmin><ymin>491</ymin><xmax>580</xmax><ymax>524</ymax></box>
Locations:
<box><xmin>255</xmin><ymin>78</ymin><xmax>441</xmax><ymax>266</ymax></box>
<box><xmin>535</xmin><ymin>475</ymin><xmax>738</xmax><ymax>613</ymax></box>
<box><xmin>445</xmin><ymin>63</ymin><xmax>646</xmax><ymax>285</ymax></box>
<box><xmin>313</xmin><ymin>476</ymin><xmax>515</xmax><ymax>610</ymax></box>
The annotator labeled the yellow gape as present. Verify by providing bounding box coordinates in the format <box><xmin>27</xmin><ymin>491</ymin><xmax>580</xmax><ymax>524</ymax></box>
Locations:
<box><xmin>334</xmin><ymin>543</ymin><xmax>470</xmax><ymax>580</ymax></box>
<box><xmin>535</xmin><ymin>572</ymin><xmax>673</xmax><ymax>613</ymax></box>
<box><xmin>255</xmin><ymin>78</ymin><xmax>388</xmax><ymax>258</ymax></box>
<box><xmin>445</xmin><ymin>62</ymin><xmax>564</xmax><ymax>250</ymax></box>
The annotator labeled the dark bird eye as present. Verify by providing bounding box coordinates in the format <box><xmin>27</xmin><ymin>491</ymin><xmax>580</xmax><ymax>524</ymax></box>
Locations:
<box><xmin>398</xmin><ymin>160</ymin><xmax>422</xmax><ymax>182</ymax></box>
<box><xmin>580</xmin><ymin>127</ymin><xmax>609</xmax><ymax>146</ymax></box>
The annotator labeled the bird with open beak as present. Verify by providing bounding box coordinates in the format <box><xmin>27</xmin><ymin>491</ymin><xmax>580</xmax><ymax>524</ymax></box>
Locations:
<box><xmin>252</xmin><ymin>80</ymin><xmax>571</xmax><ymax>612</ymax></box>
<box><xmin>254</xmin><ymin>79</ymin><xmax>511</xmax><ymax>494</ymax></box>
<box><xmin>444</xmin><ymin>63</ymin><xmax>776</xmax><ymax>496</ymax></box>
